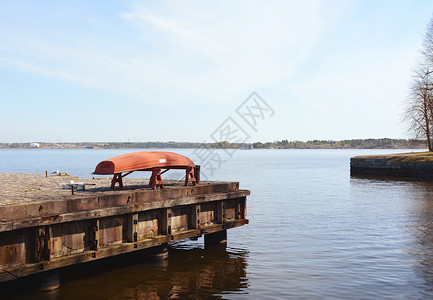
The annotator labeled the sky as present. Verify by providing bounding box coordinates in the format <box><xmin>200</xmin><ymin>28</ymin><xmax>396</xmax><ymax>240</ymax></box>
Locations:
<box><xmin>1</xmin><ymin>0</ymin><xmax>433</xmax><ymax>143</ymax></box>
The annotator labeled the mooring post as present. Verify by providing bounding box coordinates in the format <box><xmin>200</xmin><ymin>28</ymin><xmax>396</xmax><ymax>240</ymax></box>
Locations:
<box><xmin>204</xmin><ymin>230</ymin><xmax>227</xmax><ymax>248</ymax></box>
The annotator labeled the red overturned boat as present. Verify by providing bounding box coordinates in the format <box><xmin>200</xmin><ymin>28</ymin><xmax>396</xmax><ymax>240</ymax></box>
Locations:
<box><xmin>93</xmin><ymin>151</ymin><xmax>198</xmax><ymax>189</ymax></box>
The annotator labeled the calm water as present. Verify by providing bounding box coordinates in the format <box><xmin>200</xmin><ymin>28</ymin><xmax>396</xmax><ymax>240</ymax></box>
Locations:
<box><xmin>1</xmin><ymin>148</ymin><xmax>433</xmax><ymax>299</ymax></box>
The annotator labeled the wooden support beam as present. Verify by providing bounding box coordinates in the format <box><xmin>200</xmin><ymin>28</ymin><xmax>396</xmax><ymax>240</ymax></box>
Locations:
<box><xmin>239</xmin><ymin>197</ymin><xmax>247</xmax><ymax>219</ymax></box>
<box><xmin>127</xmin><ymin>213</ymin><xmax>139</xmax><ymax>244</ymax></box>
<box><xmin>89</xmin><ymin>219</ymin><xmax>99</xmax><ymax>251</ymax></box>
<box><xmin>216</xmin><ymin>201</ymin><xmax>225</xmax><ymax>224</ymax></box>
<box><xmin>161</xmin><ymin>208</ymin><xmax>172</xmax><ymax>236</ymax></box>
<box><xmin>35</xmin><ymin>226</ymin><xmax>51</xmax><ymax>262</ymax></box>
<box><xmin>190</xmin><ymin>204</ymin><xmax>200</xmax><ymax>229</ymax></box>
<box><xmin>235</xmin><ymin>199</ymin><xmax>240</xmax><ymax>220</ymax></box>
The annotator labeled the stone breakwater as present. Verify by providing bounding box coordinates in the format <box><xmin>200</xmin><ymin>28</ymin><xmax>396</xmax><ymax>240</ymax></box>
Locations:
<box><xmin>350</xmin><ymin>154</ymin><xmax>433</xmax><ymax>179</ymax></box>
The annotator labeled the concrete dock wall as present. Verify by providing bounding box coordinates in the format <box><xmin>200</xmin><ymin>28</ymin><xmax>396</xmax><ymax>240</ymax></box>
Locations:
<box><xmin>350</xmin><ymin>156</ymin><xmax>433</xmax><ymax>179</ymax></box>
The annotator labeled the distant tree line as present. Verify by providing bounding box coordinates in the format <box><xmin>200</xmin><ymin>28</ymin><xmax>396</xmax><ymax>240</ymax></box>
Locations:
<box><xmin>252</xmin><ymin>138</ymin><xmax>423</xmax><ymax>149</ymax></box>
<box><xmin>0</xmin><ymin>139</ymin><xmax>426</xmax><ymax>149</ymax></box>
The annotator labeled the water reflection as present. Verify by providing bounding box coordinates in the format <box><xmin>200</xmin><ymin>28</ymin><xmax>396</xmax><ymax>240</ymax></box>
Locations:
<box><xmin>402</xmin><ymin>181</ymin><xmax>433</xmax><ymax>294</ymax></box>
<box><xmin>351</xmin><ymin>176</ymin><xmax>433</xmax><ymax>297</ymax></box>
<box><xmin>2</xmin><ymin>240</ymin><xmax>249</xmax><ymax>300</ymax></box>
<box><xmin>110</xmin><ymin>244</ymin><xmax>249</xmax><ymax>299</ymax></box>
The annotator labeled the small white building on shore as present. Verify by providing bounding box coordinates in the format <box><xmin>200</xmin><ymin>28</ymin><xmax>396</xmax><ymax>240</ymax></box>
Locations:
<box><xmin>29</xmin><ymin>143</ymin><xmax>40</xmax><ymax>148</ymax></box>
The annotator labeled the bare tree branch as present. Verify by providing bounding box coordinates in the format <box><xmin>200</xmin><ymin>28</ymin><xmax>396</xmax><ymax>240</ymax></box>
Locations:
<box><xmin>404</xmin><ymin>18</ymin><xmax>433</xmax><ymax>151</ymax></box>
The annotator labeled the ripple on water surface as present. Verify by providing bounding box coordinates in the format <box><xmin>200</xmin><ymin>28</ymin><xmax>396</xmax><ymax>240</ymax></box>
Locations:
<box><xmin>2</xmin><ymin>149</ymin><xmax>433</xmax><ymax>299</ymax></box>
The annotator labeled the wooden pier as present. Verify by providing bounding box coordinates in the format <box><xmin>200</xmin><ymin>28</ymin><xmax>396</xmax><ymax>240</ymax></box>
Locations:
<box><xmin>0</xmin><ymin>173</ymin><xmax>249</xmax><ymax>288</ymax></box>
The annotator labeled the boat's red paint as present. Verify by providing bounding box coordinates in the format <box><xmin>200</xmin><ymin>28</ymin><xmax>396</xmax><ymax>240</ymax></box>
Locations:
<box><xmin>93</xmin><ymin>151</ymin><xmax>195</xmax><ymax>175</ymax></box>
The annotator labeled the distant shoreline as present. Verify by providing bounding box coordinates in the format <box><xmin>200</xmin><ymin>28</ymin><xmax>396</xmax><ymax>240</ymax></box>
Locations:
<box><xmin>0</xmin><ymin>139</ymin><xmax>427</xmax><ymax>150</ymax></box>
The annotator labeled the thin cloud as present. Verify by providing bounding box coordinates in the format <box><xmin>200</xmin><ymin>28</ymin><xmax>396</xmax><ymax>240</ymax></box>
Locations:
<box><xmin>0</xmin><ymin>1</ymin><xmax>344</xmax><ymax>106</ymax></box>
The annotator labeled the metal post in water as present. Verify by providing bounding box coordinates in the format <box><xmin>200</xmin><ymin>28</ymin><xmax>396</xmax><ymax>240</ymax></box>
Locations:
<box><xmin>204</xmin><ymin>230</ymin><xmax>227</xmax><ymax>248</ymax></box>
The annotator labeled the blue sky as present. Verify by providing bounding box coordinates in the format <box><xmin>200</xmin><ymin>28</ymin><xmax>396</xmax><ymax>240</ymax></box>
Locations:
<box><xmin>1</xmin><ymin>0</ymin><xmax>433</xmax><ymax>143</ymax></box>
